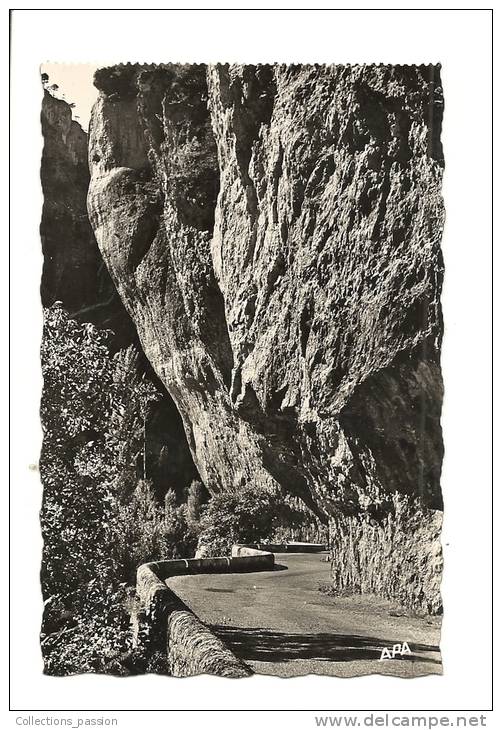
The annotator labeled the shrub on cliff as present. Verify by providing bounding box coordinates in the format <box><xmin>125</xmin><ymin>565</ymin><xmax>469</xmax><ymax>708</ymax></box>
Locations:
<box><xmin>93</xmin><ymin>64</ymin><xmax>140</xmax><ymax>99</ymax></box>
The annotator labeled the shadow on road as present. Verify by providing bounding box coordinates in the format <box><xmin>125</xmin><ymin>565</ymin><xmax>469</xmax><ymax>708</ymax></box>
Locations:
<box><xmin>212</xmin><ymin>625</ymin><xmax>441</xmax><ymax>665</ymax></box>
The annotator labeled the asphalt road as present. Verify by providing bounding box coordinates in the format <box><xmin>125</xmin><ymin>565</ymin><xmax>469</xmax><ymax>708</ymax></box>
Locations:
<box><xmin>167</xmin><ymin>552</ymin><xmax>442</xmax><ymax>677</ymax></box>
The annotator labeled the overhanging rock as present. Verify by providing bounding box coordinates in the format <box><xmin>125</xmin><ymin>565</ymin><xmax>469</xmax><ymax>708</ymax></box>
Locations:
<box><xmin>87</xmin><ymin>63</ymin><xmax>444</xmax><ymax>521</ymax></box>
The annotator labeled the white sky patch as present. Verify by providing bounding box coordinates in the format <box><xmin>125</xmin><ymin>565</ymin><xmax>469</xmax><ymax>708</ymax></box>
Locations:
<box><xmin>40</xmin><ymin>62</ymin><xmax>99</xmax><ymax>132</ymax></box>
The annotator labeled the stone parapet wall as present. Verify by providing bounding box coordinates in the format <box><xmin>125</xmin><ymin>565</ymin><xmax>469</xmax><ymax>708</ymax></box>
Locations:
<box><xmin>168</xmin><ymin>610</ymin><xmax>252</xmax><ymax>678</ymax></box>
<box><xmin>135</xmin><ymin>545</ymin><xmax>274</xmax><ymax>676</ymax></box>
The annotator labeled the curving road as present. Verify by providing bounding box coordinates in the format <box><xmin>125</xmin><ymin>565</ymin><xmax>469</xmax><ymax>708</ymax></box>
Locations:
<box><xmin>167</xmin><ymin>552</ymin><xmax>442</xmax><ymax>677</ymax></box>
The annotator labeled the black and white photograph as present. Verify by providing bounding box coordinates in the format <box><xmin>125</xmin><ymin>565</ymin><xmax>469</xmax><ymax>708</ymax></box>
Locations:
<box><xmin>39</xmin><ymin>61</ymin><xmax>445</xmax><ymax>679</ymax></box>
<box><xmin>7</xmin><ymin>6</ymin><xmax>494</xmax><ymax>724</ymax></box>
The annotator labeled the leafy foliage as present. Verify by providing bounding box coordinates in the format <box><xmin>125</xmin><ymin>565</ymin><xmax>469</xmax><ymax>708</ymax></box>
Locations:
<box><xmin>186</xmin><ymin>479</ymin><xmax>207</xmax><ymax>528</ymax></box>
<box><xmin>40</xmin><ymin>304</ymin><xmax>194</xmax><ymax>674</ymax></box>
<box><xmin>196</xmin><ymin>483</ymin><xmax>308</xmax><ymax>557</ymax></box>
<box><xmin>40</xmin><ymin>305</ymin><xmax>159</xmax><ymax>595</ymax></box>
<box><xmin>39</xmin><ymin>304</ymin><xmax>326</xmax><ymax>672</ymax></box>
<box><xmin>113</xmin><ymin>482</ymin><xmax>199</xmax><ymax>582</ymax></box>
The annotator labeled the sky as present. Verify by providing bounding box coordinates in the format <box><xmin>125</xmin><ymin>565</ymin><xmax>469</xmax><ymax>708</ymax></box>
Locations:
<box><xmin>41</xmin><ymin>63</ymin><xmax>98</xmax><ymax>132</ymax></box>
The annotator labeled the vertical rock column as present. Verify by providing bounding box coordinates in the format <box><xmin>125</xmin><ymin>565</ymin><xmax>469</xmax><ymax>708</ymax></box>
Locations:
<box><xmin>87</xmin><ymin>65</ymin><xmax>278</xmax><ymax>495</ymax></box>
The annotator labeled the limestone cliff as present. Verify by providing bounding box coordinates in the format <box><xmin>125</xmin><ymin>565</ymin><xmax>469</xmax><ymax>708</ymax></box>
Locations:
<box><xmin>41</xmin><ymin>89</ymin><xmax>138</xmax><ymax>344</ymax></box>
<box><xmin>41</xmin><ymin>86</ymin><xmax>199</xmax><ymax>498</ymax></box>
<box><xmin>87</xmin><ymin>64</ymin><xmax>444</xmax><ymax>521</ymax></box>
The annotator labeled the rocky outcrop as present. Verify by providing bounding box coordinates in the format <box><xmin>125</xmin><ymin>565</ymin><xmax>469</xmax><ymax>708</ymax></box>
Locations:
<box><xmin>41</xmin><ymin>86</ymin><xmax>200</xmax><ymax>499</ymax></box>
<box><xmin>87</xmin><ymin>64</ymin><xmax>444</xmax><ymax>521</ymax></box>
<box><xmin>41</xmin><ymin>89</ymin><xmax>137</xmax><ymax>344</ymax></box>
<box><xmin>330</xmin><ymin>495</ymin><xmax>443</xmax><ymax>614</ymax></box>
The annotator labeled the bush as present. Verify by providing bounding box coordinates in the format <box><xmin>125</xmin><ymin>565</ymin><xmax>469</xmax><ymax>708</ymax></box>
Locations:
<box><xmin>196</xmin><ymin>483</ymin><xmax>306</xmax><ymax>557</ymax></box>
<box><xmin>93</xmin><ymin>64</ymin><xmax>140</xmax><ymax>99</ymax></box>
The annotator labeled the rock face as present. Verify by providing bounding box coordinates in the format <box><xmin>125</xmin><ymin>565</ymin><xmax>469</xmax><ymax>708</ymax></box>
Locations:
<box><xmin>41</xmin><ymin>89</ymin><xmax>137</xmax><ymax>344</ymax></box>
<box><xmin>41</xmin><ymin>87</ymin><xmax>200</xmax><ymax>498</ymax></box>
<box><xmin>87</xmin><ymin>64</ymin><xmax>444</xmax><ymax>521</ymax></box>
<box><xmin>330</xmin><ymin>496</ymin><xmax>443</xmax><ymax>614</ymax></box>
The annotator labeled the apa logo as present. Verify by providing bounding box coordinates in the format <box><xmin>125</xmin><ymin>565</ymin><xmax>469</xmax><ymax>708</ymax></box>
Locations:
<box><xmin>379</xmin><ymin>642</ymin><xmax>412</xmax><ymax>660</ymax></box>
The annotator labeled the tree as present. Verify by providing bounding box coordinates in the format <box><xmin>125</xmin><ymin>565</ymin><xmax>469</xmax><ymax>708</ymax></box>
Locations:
<box><xmin>186</xmin><ymin>479</ymin><xmax>206</xmax><ymax>527</ymax></box>
<box><xmin>39</xmin><ymin>305</ymin><xmax>175</xmax><ymax>674</ymax></box>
